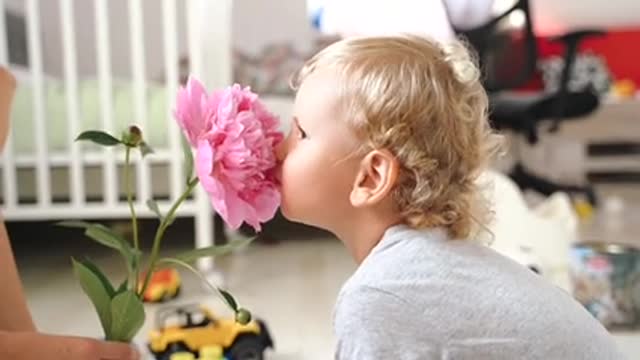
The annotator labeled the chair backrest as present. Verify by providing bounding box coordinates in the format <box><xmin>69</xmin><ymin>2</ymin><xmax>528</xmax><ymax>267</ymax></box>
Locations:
<box><xmin>448</xmin><ymin>0</ymin><xmax>538</xmax><ymax>92</ymax></box>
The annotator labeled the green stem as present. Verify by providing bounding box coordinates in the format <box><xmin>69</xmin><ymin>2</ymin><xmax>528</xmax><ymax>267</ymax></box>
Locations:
<box><xmin>124</xmin><ymin>146</ymin><xmax>139</xmax><ymax>289</ymax></box>
<box><xmin>139</xmin><ymin>177</ymin><xmax>199</xmax><ymax>296</ymax></box>
<box><xmin>157</xmin><ymin>257</ymin><xmax>239</xmax><ymax>313</ymax></box>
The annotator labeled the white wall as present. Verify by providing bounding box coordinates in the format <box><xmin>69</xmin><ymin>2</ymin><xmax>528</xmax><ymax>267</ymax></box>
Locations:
<box><xmin>5</xmin><ymin>0</ymin><xmax>189</xmax><ymax>80</ymax></box>
<box><xmin>530</xmin><ymin>0</ymin><xmax>640</xmax><ymax>35</ymax></box>
<box><xmin>232</xmin><ymin>0</ymin><xmax>314</xmax><ymax>55</ymax></box>
<box><xmin>307</xmin><ymin>0</ymin><xmax>640</xmax><ymax>37</ymax></box>
<box><xmin>6</xmin><ymin>0</ymin><xmax>638</xmax><ymax>79</ymax></box>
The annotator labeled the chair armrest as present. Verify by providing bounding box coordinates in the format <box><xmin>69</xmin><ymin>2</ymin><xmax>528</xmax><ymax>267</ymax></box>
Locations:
<box><xmin>547</xmin><ymin>29</ymin><xmax>607</xmax><ymax>129</ymax></box>
<box><xmin>549</xmin><ymin>29</ymin><xmax>607</xmax><ymax>95</ymax></box>
<box><xmin>550</xmin><ymin>30</ymin><xmax>607</xmax><ymax>48</ymax></box>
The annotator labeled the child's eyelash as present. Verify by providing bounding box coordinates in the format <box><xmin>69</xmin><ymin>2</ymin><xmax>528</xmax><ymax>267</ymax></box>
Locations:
<box><xmin>293</xmin><ymin>118</ymin><xmax>307</xmax><ymax>139</ymax></box>
<box><xmin>298</xmin><ymin>125</ymin><xmax>307</xmax><ymax>139</ymax></box>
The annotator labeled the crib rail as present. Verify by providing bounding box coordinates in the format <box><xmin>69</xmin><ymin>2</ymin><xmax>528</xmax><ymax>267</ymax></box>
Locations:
<box><xmin>0</xmin><ymin>0</ymin><xmax>235</xmax><ymax>273</ymax></box>
<box><xmin>0</xmin><ymin>0</ymin><xmax>215</xmax><ymax>211</ymax></box>
<box><xmin>95</xmin><ymin>0</ymin><xmax>118</xmax><ymax>207</ymax></box>
<box><xmin>163</xmin><ymin>0</ymin><xmax>182</xmax><ymax>204</ymax></box>
<box><xmin>128</xmin><ymin>0</ymin><xmax>152</xmax><ymax>205</ymax></box>
<box><xmin>61</xmin><ymin>0</ymin><xmax>84</xmax><ymax>209</ymax></box>
<box><xmin>26</xmin><ymin>0</ymin><xmax>51</xmax><ymax>207</ymax></box>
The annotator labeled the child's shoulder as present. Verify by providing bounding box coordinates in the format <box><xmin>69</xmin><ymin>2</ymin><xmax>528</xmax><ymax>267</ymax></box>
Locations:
<box><xmin>345</xmin><ymin>224</ymin><xmax>538</xmax><ymax>299</ymax></box>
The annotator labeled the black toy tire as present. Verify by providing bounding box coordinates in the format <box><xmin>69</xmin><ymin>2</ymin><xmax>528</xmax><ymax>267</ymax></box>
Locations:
<box><xmin>228</xmin><ymin>334</ymin><xmax>264</xmax><ymax>360</ymax></box>
<box><xmin>161</xmin><ymin>342</ymin><xmax>190</xmax><ymax>360</ymax></box>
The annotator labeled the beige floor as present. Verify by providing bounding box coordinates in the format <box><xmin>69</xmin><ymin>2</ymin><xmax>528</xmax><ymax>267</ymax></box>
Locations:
<box><xmin>14</xmin><ymin>190</ymin><xmax>640</xmax><ymax>359</ymax></box>
<box><xmin>20</xmin><ymin>228</ymin><xmax>355</xmax><ymax>360</ymax></box>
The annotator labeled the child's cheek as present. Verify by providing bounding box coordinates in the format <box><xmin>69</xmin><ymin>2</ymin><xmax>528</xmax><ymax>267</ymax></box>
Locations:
<box><xmin>278</xmin><ymin>152</ymin><xmax>313</xmax><ymax>212</ymax></box>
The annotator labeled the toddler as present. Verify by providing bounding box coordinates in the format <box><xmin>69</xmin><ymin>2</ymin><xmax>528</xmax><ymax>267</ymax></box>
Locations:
<box><xmin>274</xmin><ymin>35</ymin><xmax>623</xmax><ymax>359</ymax></box>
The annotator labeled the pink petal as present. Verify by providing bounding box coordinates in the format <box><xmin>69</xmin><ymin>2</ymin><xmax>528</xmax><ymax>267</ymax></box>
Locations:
<box><xmin>208</xmin><ymin>181</ymin><xmax>229</xmax><ymax>223</ymax></box>
<box><xmin>175</xmin><ymin>77</ymin><xmax>210</xmax><ymax>146</ymax></box>
<box><xmin>195</xmin><ymin>139</ymin><xmax>217</xmax><ymax>195</ymax></box>
<box><xmin>180</xmin><ymin>78</ymin><xmax>284</xmax><ymax>232</ymax></box>
<box><xmin>217</xmin><ymin>89</ymin><xmax>239</xmax><ymax>124</ymax></box>
<box><xmin>253</xmin><ymin>186</ymin><xmax>281</xmax><ymax>223</ymax></box>
<box><xmin>222</xmin><ymin>188</ymin><xmax>255</xmax><ymax>230</ymax></box>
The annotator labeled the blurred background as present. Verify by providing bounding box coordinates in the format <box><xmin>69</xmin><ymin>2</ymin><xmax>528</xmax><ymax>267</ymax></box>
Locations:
<box><xmin>1</xmin><ymin>0</ymin><xmax>639</xmax><ymax>359</ymax></box>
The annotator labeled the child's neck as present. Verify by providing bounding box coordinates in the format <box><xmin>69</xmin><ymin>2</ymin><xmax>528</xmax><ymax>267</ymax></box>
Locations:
<box><xmin>334</xmin><ymin>212</ymin><xmax>403</xmax><ymax>265</ymax></box>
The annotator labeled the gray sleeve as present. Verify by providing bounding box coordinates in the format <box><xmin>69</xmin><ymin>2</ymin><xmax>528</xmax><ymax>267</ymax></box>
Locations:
<box><xmin>333</xmin><ymin>285</ymin><xmax>439</xmax><ymax>360</ymax></box>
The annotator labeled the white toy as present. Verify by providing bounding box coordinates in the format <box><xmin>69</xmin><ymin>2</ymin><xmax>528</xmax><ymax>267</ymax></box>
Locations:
<box><xmin>480</xmin><ymin>170</ymin><xmax>579</xmax><ymax>291</ymax></box>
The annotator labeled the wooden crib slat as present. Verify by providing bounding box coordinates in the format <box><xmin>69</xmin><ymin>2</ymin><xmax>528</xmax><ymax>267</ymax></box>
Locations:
<box><xmin>129</xmin><ymin>0</ymin><xmax>151</xmax><ymax>204</ymax></box>
<box><xmin>26</xmin><ymin>0</ymin><xmax>51</xmax><ymax>207</ymax></box>
<box><xmin>187</xmin><ymin>0</ymin><xmax>215</xmax><ymax>272</ymax></box>
<box><xmin>162</xmin><ymin>0</ymin><xmax>181</xmax><ymax>203</ymax></box>
<box><xmin>0</xmin><ymin>0</ymin><xmax>18</xmax><ymax>209</ymax></box>
<box><xmin>94</xmin><ymin>0</ymin><xmax>118</xmax><ymax>206</ymax></box>
<box><xmin>187</xmin><ymin>1</ymin><xmax>203</xmax><ymax>81</ymax></box>
<box><xmin>60</xmin><ymin>0</ymin><xmax>85</xmax><ymax>208</ymax></box>
<box><xmin>200</xmin><ymin>0</ymin><xmax>233</xmax><ymax>89</ymax></box>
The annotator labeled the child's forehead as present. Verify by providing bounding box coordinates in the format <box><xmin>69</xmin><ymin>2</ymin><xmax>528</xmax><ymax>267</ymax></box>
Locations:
<box><xmin>294</xmin><ymin>69</ymin><xmax>344</xmax><ymax>120</ymax></box>
<box><xmin>298</xmin><ymin>68</ymin><xmax>342</xmax><ymax>97</ymax></box>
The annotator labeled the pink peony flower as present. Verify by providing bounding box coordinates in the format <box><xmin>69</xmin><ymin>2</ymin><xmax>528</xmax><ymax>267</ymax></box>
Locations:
<box><xmin>174</xmin><ymin>77</ymin><xmax>283</xmax><ymax>231</ymax></box>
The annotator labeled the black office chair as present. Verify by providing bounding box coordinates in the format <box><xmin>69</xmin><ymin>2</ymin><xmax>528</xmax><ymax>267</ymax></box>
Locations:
<box><xmin>449</xmin><ymin>0</ymin><xmax>606</xmax><ymax>206</ymax></box>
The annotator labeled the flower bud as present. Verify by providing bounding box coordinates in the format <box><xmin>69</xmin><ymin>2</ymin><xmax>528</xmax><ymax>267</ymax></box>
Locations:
<box><xmin>123</xmin><ymin>125</ymin><xmax>143</xmax><ymax>147</ymax></box>
<box><xmin>235</xmin><ymin>308</ymin><xmax>252</xmax><ymax>325</ymax></box>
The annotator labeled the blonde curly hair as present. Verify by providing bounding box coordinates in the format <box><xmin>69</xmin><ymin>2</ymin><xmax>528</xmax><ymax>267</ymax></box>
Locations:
<box><xmin>292</xmin><ymin>35</ymin><xmax>503</xmax><ymax>240</ymax></box>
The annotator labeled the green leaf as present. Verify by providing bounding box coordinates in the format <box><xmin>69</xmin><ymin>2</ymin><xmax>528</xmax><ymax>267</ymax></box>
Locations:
<box><xmin>58</xmin><ymin>221</ymin><xmax>121</xmax><ymax>251</ymax></box>
<box><xmin>76</xmin><ymin>130</ymin><xmax>122</xmax><ymax>146</ymax></box>
<box><xmin>72</xmin><ymin>258</ymin><xmax>113</xmax><ymax>337</ymax></box>
<box><xmin>85</xmin><ymin>225</ymin><xmax>128</xmax><ymax>251</ymax></box>
<box><xmin>139</xmin><ymin>141</ymin><xmax>153</xmax><ymax>157</ymax></box>
<box><xmin>181</xmin><ymin>134</ymin><xmax>194</xmax><ymax>185</ymax></box>
<box><xmin>116</xmin><ymin>279</ymin><xmax>129</xmax><ymax>294</ymax></box>
<box><xmin>109</xmin><ymin>290</ymin><xmax>145</xmax><ymax>342</ymax></box>
<box><xmin>219</xmin><ymin>289</ymin><xmax>239</xmax><ymax>312</ymax></box>
<box><xmin>58</xmin><ymin>221</ymin><xmax>138</xmax><ymax>278</ymax></box>
<box><xmin>173</xmin><ymin>236</ymin><xmax>255</xmax><ymax>264</ymax></box>
<box><xmin>146</xmin><ymin>199</ymin><xmax>164</xmax><ymax>221</ymax></box>
<box><xmin>79</xmin><ymin>258</ymin><xmax>116</xmax><ymax>298</ymax></box>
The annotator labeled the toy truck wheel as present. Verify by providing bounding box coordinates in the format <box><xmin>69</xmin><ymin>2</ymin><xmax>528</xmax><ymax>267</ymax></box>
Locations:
<box><xmin>161</xmin><ymin>342</ymin><xmax>190</xmax><ymax>360</ymax></box>
<box><xmin>228</xmin><ymin>334</ymin><xmax>264</xmax><ymax>360</ymax></box>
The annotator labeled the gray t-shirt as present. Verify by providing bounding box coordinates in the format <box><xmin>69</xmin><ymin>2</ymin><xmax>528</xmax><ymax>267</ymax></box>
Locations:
<box><xmin>334</xmin><ymin>225</ymin><xmax>624</xmax><ymax>359</ymax></box>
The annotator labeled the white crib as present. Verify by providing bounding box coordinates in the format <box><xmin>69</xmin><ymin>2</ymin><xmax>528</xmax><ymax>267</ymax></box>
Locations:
<box><xmin>0</xmin><ymin>0</ymin><xmax>237</xmax><ymax>272</ymax></box>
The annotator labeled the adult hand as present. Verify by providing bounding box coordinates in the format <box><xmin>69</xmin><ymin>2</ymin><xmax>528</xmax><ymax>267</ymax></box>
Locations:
<box><xmin>0</xmin><ymin>331</ymin><xmax>140</xmax><ymax>360</ymax></box>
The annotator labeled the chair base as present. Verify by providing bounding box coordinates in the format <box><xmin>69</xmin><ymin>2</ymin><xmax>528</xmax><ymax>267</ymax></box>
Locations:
<box><xmin>509</xmin><ymin>163</ymin><xmax>598</xmax><ymax>206</ymax></box>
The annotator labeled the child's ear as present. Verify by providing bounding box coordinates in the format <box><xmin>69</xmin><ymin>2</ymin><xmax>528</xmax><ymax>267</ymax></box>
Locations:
<box><xmin>350</xmin><ymin>149</ymin><xmax>399</xmax><ymax>208</ymax></box>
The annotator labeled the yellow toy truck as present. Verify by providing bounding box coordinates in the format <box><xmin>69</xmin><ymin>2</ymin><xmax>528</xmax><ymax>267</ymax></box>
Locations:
<box><xmin>169</xmin><ymin>345</ymin><xmax>226</xmax><ymax>360</ymax></box>
<box><xmin>148</xmin><ymin>304</ymin><xmax>273</xmax><ymax>360</ymax></box>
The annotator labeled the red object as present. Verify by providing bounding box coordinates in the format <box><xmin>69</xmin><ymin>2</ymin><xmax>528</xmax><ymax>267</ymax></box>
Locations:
<box><xmin>521</xmin><ymin>27</ymin><xmax>640</xmax><ymax>90</ymax></box>
<box><xmin>150</xmin><ymin>268</ymin><xmax>174</xmax><ymax>282</ymax></box>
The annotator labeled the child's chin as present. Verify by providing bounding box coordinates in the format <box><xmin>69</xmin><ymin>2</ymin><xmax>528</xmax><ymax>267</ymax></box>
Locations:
<box><xmin>279</xmin><ymin>204</ymin><xmax>310</xmax><ymax>226</ymax></box>
<box><xmin>279</xmin><ymin>204</ymin><xmax>296</xmax><ymax>222</ymax></box>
